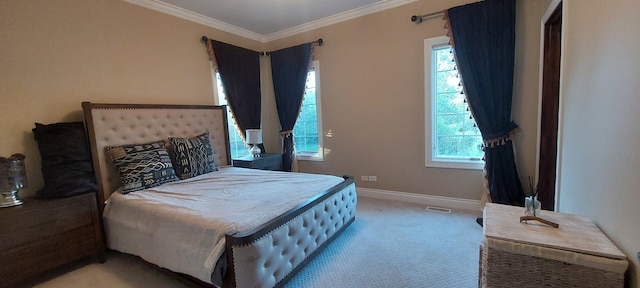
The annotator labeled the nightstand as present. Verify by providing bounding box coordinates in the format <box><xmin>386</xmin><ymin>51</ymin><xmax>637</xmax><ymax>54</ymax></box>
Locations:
<box><xmin>232</xmin><ymin>153</ymin><xmax>283</xmax><ymax>171</ymax></box>
<box><xmin>0</xmin><ymin>192</ymin><xmax>105</xmax><ymax>287</ymax></box>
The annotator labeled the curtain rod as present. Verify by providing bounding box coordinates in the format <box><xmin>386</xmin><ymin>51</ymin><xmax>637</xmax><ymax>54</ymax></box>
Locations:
<box><xmin>263</xmin><ymin>38</ymin><xmax>323</xmax><ymax>56</ymax></box>
<box><xmin>410</xmin><ymin>10</ymin><xmax>444</xmax><ymax>24</ymax></box>
<box><xmin>200</xmin><ymin>36</ymin><xmax>264</xmax><ymax>55</ymax></box>
<box><xmin>200</xmin><ymin>36</ymin><xmax>323</xmax><ymax>56</ymax></box>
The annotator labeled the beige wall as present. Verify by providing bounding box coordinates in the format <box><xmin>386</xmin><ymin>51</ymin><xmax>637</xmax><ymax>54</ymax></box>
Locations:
<box><xmin>0</xmin><ymin>0</ymin><xmax>264</xmax><ymax>197</ymax></box>
<box><xmin>557</xmin><ymin>0</ymin><xmax>640</xmax><ymax>285</ymax></box>
<box><xmin>266</xmin><ymin>0</ymin><xmax>547</xmax><ymax>200</ymax></box>
<box><xmin>5</xmin><ymin>0</ymin><xmax>637</xmax><ymax>283</ymax></box>
<box><xmin>1</xmin><ymin>0</ymin><xmax>545</xmax><ymax>203</ymax></box>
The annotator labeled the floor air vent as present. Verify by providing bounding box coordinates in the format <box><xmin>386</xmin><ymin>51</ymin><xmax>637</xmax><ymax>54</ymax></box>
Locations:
<box><xmin>425</xmin><ymin>206</ymin><xmax>452</xmax><ymax>213</ymax></box>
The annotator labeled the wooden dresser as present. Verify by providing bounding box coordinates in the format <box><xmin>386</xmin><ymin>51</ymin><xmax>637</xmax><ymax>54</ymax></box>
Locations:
<box><xmin>0</xmin><ymin>192</ymin><xmax>105</xmax><ymax>287</ymax></box>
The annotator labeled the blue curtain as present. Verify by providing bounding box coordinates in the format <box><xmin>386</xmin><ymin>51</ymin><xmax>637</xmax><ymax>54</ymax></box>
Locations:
<box><xmin>270</xmin><ymin>43</ymin><xmax>313</xmax><ymax>171</ymax></box>
<box><xmin>446</xmin><ymin>0</ymin><xmax>524</xmax><ymax>205</ymax></box>
<box><xmin>210</xmin><ymin>40</ymin><xmax>264</xmax><ymax>152</ymax></box>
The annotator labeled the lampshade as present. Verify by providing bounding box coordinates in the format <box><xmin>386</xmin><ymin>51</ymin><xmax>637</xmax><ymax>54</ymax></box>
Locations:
<box><xmin>246</xmin><ymin>129</ymin><xmax>263</xmax><ymax>145</ymax></box>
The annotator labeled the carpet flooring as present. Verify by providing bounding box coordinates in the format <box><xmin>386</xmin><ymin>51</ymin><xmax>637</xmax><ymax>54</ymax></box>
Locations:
<box><xmin>26</xmin><ymin>196</ymin><xmax>483</xmax><ymax>288</ymax></box>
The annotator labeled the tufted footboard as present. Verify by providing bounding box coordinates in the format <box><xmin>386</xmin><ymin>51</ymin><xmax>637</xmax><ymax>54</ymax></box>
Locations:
<box><xmin>224</xmin><ymin>176</ymin><xmax>356</xmax><ymax>288</ymax></box>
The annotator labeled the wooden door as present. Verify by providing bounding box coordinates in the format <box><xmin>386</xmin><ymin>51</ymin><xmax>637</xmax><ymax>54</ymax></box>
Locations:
<box><xmin>537</xmin><ymin>4</ymin><xmax>562</xmax><ymax>211</ymax></box>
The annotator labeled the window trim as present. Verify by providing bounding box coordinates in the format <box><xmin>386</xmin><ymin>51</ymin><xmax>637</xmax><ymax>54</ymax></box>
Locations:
<box><xmin>296</xmin><ymin>60</ymin><xmax>324</xmax><ymax>162</ymax></box>
<box><xmin>424</xmin><ymin>36</ymin><xmax>484</xmax><ymax>170</ymax></box>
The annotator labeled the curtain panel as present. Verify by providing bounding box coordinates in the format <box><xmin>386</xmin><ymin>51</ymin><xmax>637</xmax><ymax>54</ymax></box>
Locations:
<box><xmin>270</xmin><ymin>43</ymin><xmax>313</xmax><ymax>172</ymax></box>
<box><xmin>209</xmin><ymin>40</ymin><xmax>264</xmax><ymax>152</ymax></box>
<box><xmin>445</xmin><ymin>0</ymin><xmax>525</xmax><ymax>206</ymax></box>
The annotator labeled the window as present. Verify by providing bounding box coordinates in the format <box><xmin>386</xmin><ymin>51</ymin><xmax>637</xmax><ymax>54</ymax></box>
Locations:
<box><xmin>213</xmin><ymin>72</ymin><xmax>250</xmax><ymax>159</ymax></box>
<box><xmin>293</xmin><ymin>60</ymin><xmax>323</xmax><ymax>161</ymax></box>
<box><xmin>424</xmin><ymin>36</ymin><xmax>483</xmax><ymax>170</ymax></box>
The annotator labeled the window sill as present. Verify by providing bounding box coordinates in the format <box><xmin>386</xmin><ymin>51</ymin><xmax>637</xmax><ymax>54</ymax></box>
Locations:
<box><xmin>425</xmin><ymin>160</ymin><xmax>484</xmax><ymax>170</ymax></box>
<box><xmin>296</xmin><ymin>153</ymin><xmax>323</xmax><ymax>162</ymax></box>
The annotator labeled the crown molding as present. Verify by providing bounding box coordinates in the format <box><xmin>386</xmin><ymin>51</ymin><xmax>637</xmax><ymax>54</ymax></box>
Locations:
<box><xmin>263</xmin><ymin>0</ymin><xmax>419</xmax><ymax>42</ymax></box>
<box><xmin>123</xmin><ymin>0</ymin><xmax>419</xmax><ymax>43</ymax></box>
<box><xmin>123</xmin><ymin>0</ymin><xmax>267</xmax><ymax>42</ymax></box>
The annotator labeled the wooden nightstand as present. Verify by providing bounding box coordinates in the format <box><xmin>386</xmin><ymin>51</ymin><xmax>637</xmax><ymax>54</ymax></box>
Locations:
<box><xmin>232</xmin><ymin>153</ymin><xmax>283</xmax><ymax>171</ymax></box>
<box><xmin>0</xmin><ymin>192</ymin><xmax>105</xmax><ymax>287</ymax></box>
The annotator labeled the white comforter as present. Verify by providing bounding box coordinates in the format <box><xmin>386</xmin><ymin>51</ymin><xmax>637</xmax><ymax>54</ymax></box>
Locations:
<box><xmin>103</xmin><ymin>167</ymin><xmax>343</xmax><ymax>284</ymax></box>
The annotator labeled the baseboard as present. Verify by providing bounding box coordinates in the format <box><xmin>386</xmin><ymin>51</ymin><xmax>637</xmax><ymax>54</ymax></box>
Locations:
<box><xmin>356</xmin><ymin>187</ymin><xmax>483</xmax><ymax>212</ymax></box>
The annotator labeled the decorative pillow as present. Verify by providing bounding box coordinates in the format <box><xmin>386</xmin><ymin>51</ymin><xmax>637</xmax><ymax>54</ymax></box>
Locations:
<box><xmin>168</xmin><ymin>131</ymin><xmax>218</xmax><ymax>180</ymax></box>
<box><xmin>32</xmin><ymin>122</ymin><xmax>97</xmax><ymax>199</ymax></box>
<box><xmin>106</xmin><ymin>140</ymin><xmax>179</xmax><ymax>194</ymax></box>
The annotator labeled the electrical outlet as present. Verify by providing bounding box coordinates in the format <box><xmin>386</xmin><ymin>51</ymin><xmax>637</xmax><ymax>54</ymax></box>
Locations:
<box><xmin>360</xmin><ymin>176</ymin><xmax>368</xmax><ymax>181</ymax></box>
<box><xmin>368</xmin><ymin>176</ymin><xmax>377</xmax><ymax>182</ymax></box>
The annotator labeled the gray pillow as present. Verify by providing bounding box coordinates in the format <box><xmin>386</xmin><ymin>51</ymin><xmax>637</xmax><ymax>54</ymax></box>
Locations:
<box><xmin>169</xmin><ymin>131</ymin><xmax>218</xmax><ymax>180</ymax></box>
<box><xmin>106</xmin><ymin>140</ymin><xmax>179</xmax><ymax>194</ymax></box>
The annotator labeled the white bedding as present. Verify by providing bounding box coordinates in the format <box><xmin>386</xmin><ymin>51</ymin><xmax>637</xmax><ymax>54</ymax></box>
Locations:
<box><xmin>103</xmin><ymin>167</ymin><xmax>343</xmax><ymax>284</ymax></box>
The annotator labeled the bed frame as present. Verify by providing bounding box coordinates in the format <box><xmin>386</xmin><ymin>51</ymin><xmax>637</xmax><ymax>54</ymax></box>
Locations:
<box><xmin>82</xmin><ymin>102</ymin><xmax>357</xmax><ymax>288</ymax></box>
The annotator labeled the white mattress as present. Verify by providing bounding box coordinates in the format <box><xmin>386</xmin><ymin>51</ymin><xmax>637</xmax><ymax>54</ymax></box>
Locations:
<box><xmin>103</xmin><ymin>167</ymin><xmax>343</xmax><ymax>283</ymax></box>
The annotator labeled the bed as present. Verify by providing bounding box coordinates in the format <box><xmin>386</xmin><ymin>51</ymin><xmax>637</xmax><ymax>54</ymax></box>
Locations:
<box><xmin>81</xmin><ymin>102</ymin><xmax>357</xmax><ymax>288</ymax></box>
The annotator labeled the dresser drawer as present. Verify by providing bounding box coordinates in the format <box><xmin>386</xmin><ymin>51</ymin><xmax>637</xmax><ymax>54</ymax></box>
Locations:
<box><xmin>0</xmin><ymin>192</ymin><xmax>104</xmax><ymax>287</ymax></box>
<box><xmin>0</xmin><ymin>196</ymin><xmax>93</xmax><ymax>250</ymax></box>
<box><xmin>0</xmin><ymin>225</ymin><xmax>97</xmax><ymax>284</ymax></box>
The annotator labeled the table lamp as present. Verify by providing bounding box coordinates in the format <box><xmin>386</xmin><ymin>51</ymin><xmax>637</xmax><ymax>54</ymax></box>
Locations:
<box><xmin>0</xmin><ymin>153</ymin><xmax>27</xmax><ymax>207</ymax></box>
<box><xmin>246</xmin><ymin>129</ymin><xmax>263</xmax><ymax>158</ymax></box>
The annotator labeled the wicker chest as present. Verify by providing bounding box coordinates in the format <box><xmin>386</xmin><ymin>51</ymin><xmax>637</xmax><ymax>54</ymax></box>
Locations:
<box><xmin>480</xmin><ymin>203</ymin><xmax>628</xmax><ymax>288</ymax></box>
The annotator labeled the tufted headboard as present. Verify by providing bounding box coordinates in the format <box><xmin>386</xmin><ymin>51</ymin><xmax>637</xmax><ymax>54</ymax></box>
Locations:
<box><xmin>82</xmin><ymin>102</ymin><xmax>231</xmax><ymax>211</ymax></box>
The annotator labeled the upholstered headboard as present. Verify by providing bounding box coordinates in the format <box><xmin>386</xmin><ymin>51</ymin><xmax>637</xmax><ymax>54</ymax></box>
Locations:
<box><xmin>82</xmin><ymin>102</ymin><xmax>231</xmax><ymax>210</ymax></box>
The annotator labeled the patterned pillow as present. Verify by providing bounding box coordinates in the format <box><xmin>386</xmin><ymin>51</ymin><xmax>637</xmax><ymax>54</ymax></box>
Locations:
<box><xmin>168</xmin><ymin>131</ymin><xmax>218</xmax><ymax>180</ymax></box>
<box><xmin>106</xmin><ymin>140</ymin><xmax>179</xmax><ymax>194</ymax></box>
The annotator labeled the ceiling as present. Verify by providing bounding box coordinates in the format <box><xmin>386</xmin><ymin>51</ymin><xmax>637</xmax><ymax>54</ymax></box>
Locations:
<box><xmin>125</xmin><ymin>0</ymin><xmax>419</xmax><ymax>42</ymax></box>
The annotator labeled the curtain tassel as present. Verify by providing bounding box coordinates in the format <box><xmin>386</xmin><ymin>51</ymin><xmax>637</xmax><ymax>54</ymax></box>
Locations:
<box><xmin>280</xmin><ymin>130</ymin><xmax>293</xmax><ymax>138</ymax></box>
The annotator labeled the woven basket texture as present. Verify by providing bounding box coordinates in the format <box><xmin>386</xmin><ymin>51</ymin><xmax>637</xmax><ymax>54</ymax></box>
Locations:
<box><xmin>479</xmin><ymin>245</ymin><xmax>624</xmax><ymax>288</ymax></box>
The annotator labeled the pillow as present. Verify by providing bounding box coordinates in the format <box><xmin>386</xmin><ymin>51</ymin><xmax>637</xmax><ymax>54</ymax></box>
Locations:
<box><xmin>32</xmin><ymin>122</ymin><xmax>97</xmax><ymax>198</ymax></box>
<box><xmin>168</xmin><ymin>131</ymin><xmax>218</xmax><ymax>180</ymax></box>
<box><xmin>106</xmin><ymin>140</ymin><xmax>179</xmax><ymax>194</ymax></box>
